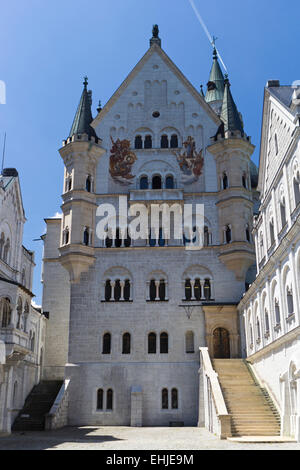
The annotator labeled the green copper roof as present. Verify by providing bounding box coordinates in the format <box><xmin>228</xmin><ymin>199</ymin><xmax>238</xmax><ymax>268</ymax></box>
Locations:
<box><xmin>69</xmin><ymin>77</ymin><xmax>97</xmax><ymax>138</ymax></box>
<box><xmin>220</xmin><ymin>77</ymin><xmax>244</xmax><ymax>134</ymax></box>
<box><xmin>205</xmin><ymin>49</ymin><xmax>225</xmax><ymax>103</ymax></box>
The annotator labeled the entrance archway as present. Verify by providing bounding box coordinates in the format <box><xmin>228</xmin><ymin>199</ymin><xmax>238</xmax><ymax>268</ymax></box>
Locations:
<box><xmin>213</xmin><ymin>328</ymin><xmax>230</xmax><ymax>358</ymax></box>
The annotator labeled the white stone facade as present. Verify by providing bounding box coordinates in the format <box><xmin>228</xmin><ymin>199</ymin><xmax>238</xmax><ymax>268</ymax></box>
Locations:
<box><xmin>42</xmin><ymin>35</ymin><xmax>257</xmax><ymax>427</ymax></box>
<box><xmin>238</xmin><ymin>82</ymin><xmax>300</xmax><ymax>441</ymax></box>
<box><xmin>0</xmin><ymin>169</ymin><xmax>47</xmax><ymax>432</ymax></box>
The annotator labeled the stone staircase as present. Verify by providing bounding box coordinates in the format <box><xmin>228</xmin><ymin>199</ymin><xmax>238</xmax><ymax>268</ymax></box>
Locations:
<box><xmin>212</xmin><ymin>359</ymin><xmax>281</xmax><ymax>437</ymax></box>
<box><xmin>12</xmin><ymin>381</ymin><xmax>63</xmax><ymax>432</ymax></box>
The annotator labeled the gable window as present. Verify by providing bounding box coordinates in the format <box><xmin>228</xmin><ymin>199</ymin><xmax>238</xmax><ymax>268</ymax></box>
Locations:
<box><xmin>102</xmin><ymin>333</ymin><xmax>111</xmax><ymax>354</ymax></box>
<box><xmin>122</xmin><ymin>333</ymin><xmax>131</xmax><ymax>354</ymax></box>
<box><xmin>152</xmin><ymin>175</ymin><xmax>162</xmax><ymax>189</ymax></box>
<box><xmin>148</xmin><ymin>332</ymin><xmax>156</xmax><ymax>354</ymax></box>
<box><xmin>170</xmin><ymin>134</ymin><xmax>178</xmax><ymax>148</ymax></box>
<box><xmin>185</xmin><ymin>331</ymin><xmax>195</xmax><ymax>353</ymax></box>
<box><xmin>166</xmin><ymin>175</ymin><xmax>174</xmax><ymax>189</ymax></box>
<box><xmin>160</xmin><ymin>332</ymin><xmax>168</xmax><ymax>354</ymax></box>
<box><xmin>97</xmin><ymin>389</ymin><xmax>103</xmax><ymax>410</ymax></box>
<box><xmin>160</xmin><ymin>135</ymin><xmax>168</xmax><ymax>148</ymax></box>
<box><xmin>135</xmin><ymin>135</ymin><xmax>143</xmax><ymax>149</ymax></box>
<box><xmin>162</xmin><ymin>388</ymin><xmax>168</xmax><ymax>409</ymax></box>
<box><xmin>106</xmin><ymin>389</ymin><xmax>113</xmax><ymax>410</ymax></box>
<box><xmin>144</xmin><ymin>135</ymin><xmax>152</xmax><ymax>149</ymax></box>
<box><xmin>171</xmin><ymin>388</ymin><xmax>178</xmax><ymax>409</ymax></box>
<box><xmin>140</xmin><ymin>176</ymin><xmax>148</xmax><ymax>189</ymax></box>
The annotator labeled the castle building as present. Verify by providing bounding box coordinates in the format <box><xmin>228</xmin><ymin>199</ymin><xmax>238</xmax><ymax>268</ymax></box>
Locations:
<box><xmin>41</xmin><ymin>27</ymin><xmax>258</xmax><ymax>427</ymax></box>
<box><xmin>0</xmin><ymin>168</ymin><xmax>46</xmax><ymax>433</ymax></box>
<box><xmin>238</xmin><ymin>81</ymin><xmax>300</xmax><ymax>441</ymax></box>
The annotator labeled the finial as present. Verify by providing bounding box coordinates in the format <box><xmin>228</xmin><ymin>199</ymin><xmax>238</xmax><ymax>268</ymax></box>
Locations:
<box><xmin>200</xmin><ymin>84</ymin><xmax>204</xmax><ymax>97</ymax></box>
<box><xmin>152</xmin><ymin>24</ymin><xmax>159</xmax><ymax>38</ymax></box>
<box><xmin>83</xmin><ymin>76</ymin><xmax>88</xmax><ymax>88</ymax></box>
<box><xmin>224</xmin><ymin>73</ymin><xmax>229</xmax><ymax>84</ymax></box>
<box><xmin>97</xmin><ymin>100</ymin><xmax>102</xmax><ymax>113</ymax></box>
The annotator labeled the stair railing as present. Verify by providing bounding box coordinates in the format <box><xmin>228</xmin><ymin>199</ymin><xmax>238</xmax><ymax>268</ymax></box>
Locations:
<box><xmin>199</xmin><ymin>347</ymin><xmax>232</xmax><ymax>439</ymax></box>
<box><xmin>45</xmin><ymin>379</ymin><xmax>70</xmax><ymax>430</ymax></box>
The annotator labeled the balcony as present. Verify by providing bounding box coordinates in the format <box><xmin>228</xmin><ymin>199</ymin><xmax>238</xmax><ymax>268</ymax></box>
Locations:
<box><xmin>0</xmin><ymin>327</ymin><xmax>31</xmax><ymax>363</ymax></box>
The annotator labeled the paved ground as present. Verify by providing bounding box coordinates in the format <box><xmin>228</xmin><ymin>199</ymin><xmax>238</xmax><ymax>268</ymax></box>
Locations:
<box><xmin>0</xmin><ymin>427</ymin><xmax>299</xmax><ymax>450</ymax></box>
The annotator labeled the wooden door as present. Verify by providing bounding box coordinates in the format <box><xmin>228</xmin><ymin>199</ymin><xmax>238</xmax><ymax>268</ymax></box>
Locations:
<box><xmin>213</xmin><ymin>328</ymin><xmax>230</xmax><ymax>358</ymax></box>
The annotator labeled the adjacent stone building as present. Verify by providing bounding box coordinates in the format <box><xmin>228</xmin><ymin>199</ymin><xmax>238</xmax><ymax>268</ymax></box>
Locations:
<box><xmin>238</xmin><ymin>81</ymin><xmax>300</xmax><ymax>441</ymax></box>
<box><xmin>42</xmin><ymin>27</ymin><xmax>258</xmax><ymax>427</ymax></box>
<box><xmin>0</xmin><ymin>168</ymin><xmax>46</xmax><ymax>433</ymax></box>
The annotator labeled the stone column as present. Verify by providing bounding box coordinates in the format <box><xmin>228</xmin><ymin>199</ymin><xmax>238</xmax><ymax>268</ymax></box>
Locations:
<box><xmin>110</xmin><ymin>281</ymin><xmax>115</xmax><ymax>302</ymax></box>
<box><xmin>120</xmin><ymin>281</ymin><xmax>125</xmax><ymax>301</ymax></box>
<box><xmin>165</xmin><ymin>281</ymin><xmax>169</xmax><ymax>301</ymax></box>
<box><xmin>210</xmin><ymin>280</ymin><xmax>215</xmax><ymax>300</ymax></box>
<box><xmin>190</xmin><ymin>280</ymin><xmax>196</xmax><ymax>300</ymax></box>
<box><xmin>155</xmin><ymin>281</ymin><xmax>160</xmax><ymax>301</ymax></box>
<box><xmin>200</xmin><ymin>280</ymin><xmax>205</xmax><ymax>300</ymax></box>
<box><xmin>146</xmin><ymin>281</ymin><xmax>150</xmax><ymax>301</ymax></box>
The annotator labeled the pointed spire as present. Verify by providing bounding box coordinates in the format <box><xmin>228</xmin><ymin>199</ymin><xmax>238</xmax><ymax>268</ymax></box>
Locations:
<box><xmin>150</xmin><ymin>24</ymin><xmax>161</xmax><ymax>47</ymax></box>
<box><xmin>69</xmin><ymin>77</ymin><xmax>97</xmax><ymax>139</ymax></box>
<box><xmin>205</xmin><ymin>47</ymin><xmax>225</xmax><ymax>104</ymax></box>
<box><xmin>220</xmin><ymin>76</ymin><xmax>244</xmax><ymax>135</ymax></box>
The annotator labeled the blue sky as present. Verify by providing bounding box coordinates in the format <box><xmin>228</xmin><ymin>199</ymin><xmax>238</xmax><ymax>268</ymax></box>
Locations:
<box><xmin>1</xmin><ymin>0</ymin><xmax>300</xmax><ymax>304</ymax></box>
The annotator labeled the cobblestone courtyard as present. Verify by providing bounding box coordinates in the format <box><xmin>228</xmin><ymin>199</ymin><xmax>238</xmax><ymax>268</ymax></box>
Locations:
<box><xmin>0</xmin><ymin>427</ymin><xmax>299</xmax><ymax>450</ymax></box>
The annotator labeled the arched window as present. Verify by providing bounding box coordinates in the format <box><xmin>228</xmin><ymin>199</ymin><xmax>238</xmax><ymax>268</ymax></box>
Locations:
<box><xmin>185</xmin><ymin>279</ymin><xmax>192</xmax><ymax>300</ymax></box>
<box><xmin>265</xmin><ymin>310</ymin><xmax>270</xmax><ymax>334</ymax></box>
<box><xmin>144</xmin><ymin>135</ymin><xmax>152</xmax><ymax>149</ymax></box>
<box><xmin>194</xmin><ymin>278</ymin><xmax>201</xmax><ymax>300</ymax></box>
<box><xmin>280</xmin><ymin>199</ymin><xmax>287</xmax><ymax>228</ymax></box>
<box><xmin>160</xmin><ymin>332</ymin><xmax>168</xmax><ymax>354</ymax></box>
<box><xmin>171</xmin><ymin>388</ymin><xmax>178</xmax><ymax>409</ymax></box>
<box><xmin>105</xmin><ymin>280</ymin><xmax>112</xmax><ymax>301</ymax></box>
<box><xmin>275</xmin><ymin>300</ymin><xmax>281</xmax><ymax>326</ymax></box>
<box><xmin>152</xmin><ymin>175</ymin><xmax>162</xmax><ymax>189</ymax></box>
<box><xmin>124</xmin><ymin>279</ymin><xmax>131</xmax><ymax>301</ymax></box>
<box><xmin>185</xmin><ymin>331</ymin><xmax>194</xmax><ymax>353</ymax></box>
<box><xmin>30</xmin><ymin>331</ymin><xmax>35</xmax><ymax>352</ymax></box>
<box><xmin>158</xmin><ymin>228</ymin><xmax>165</xmax><ymax>247</ymax></box>
<box><xmin>149</xmin><ymin>280</ymin><xmax>156</xmax><ymax>301</ymax></box>
<box><xmin>3</xmin><ymin>239</ymin><xmax>10</xmax><ymax>263</ymax></box>
<box><xmin>166</xmin><ymin>175</ymin><xmax>174</xmax><ymax>189</ymax></box>
<box><xmin>269</xmin><ymin>219</ymin><xmax>275</xmax><ymax>246</ymax></box>
<box><xmin>102</xmin><ymin>333</ymin><xmax>111</xmax><ymax>354</ymax></box>
<box><xmin>64</xmin><ymin>228</ymin><xmax>70</xmax><ymax>245</ymax></box>
<box><xmin>0</xmin><ymin>232</ymin><xmax>5</xmax><ymax>259</ymax></box>
<box><xmin>23</xmin><ymin>302</ymin><xmax>29</xmax><ymax>332</ymax></box>
<box><xmin>159</xmin><ymin>280</ymin><xmax>166</xmax><ymax>300</ymax></box>
<box><xmin>162</xmin><ymin>388</ymin><xmax>168</xmax><ymax>409</ymax></box>
<box><xmin>256</xmin><ymin>317</ymin><xmax>261</xmax><ymax>341</ymax></box>
<box><xmin>97</xmin><ymin>389</ymin><xmax>103</xmax><ymax>410</ymax></box>
<box><xmin>83</xmin><ymin>227</ymin><xmax>89</xmax><ymax>246</ymax></box>
<box><xmin>135</xmin><ymin>135</ymin><xmax>143</xmax><ymax>149</ymax></box>
<box><xmin>160</xmin><ymin>135</ymin><xmax>168</xmax><ymax>148</ymax></box>
<box><xmin>1</xmin><ymin>298</ymin><xmax>11</xmax><ymax>327</ymax></box>
<box><xmin>246</xmin><ymin>224</ymin><xmax>250</xmax><ymax>242</ymax></box>
<box><xmin>242</xmin><ymin>173</ymin><xmax>247</xmax><ymax>189</ymax></box>
<box><xmin>16</xmin><ymin>297</ymin><xmax>22</xmax><ymax>329</ymax></box>
<box><xmin>287</xmin><ymin>288</ymin><xmax>294</xmax><ymax>316</ymax></box>
<box><xmin>170</xmin><ymin>134</ymin><xmax>178</xmax><ymax>148</ymax></box>
<box><xmin>204</xmin><ymin>279</ymin><xmax>211</xmax><ymax>300</ymax></box>
<box><xmin>86</xmin><ymin>175</ymin><xmax>92</xmax><ymax>192</ymax></box>
<box><xmin>293</xmin><ymin>176</ymin><xmax>300</xmax><ymax>207</ymax></box>
<box><xmin>222</xmin><ymin>172</ymin><xmax>228</xmax><ymax>190</ymax></box>
<box><xmin>122</xmin><ymin>333</ymin><xmax>131</xmax><ymax>354</ymax></box>
<box><xmin>114</xmin><ymin>279</ymin><xmax>121</xmax><ymax>301</ymax></box>
<box><xmin>13</xmin><ymin>381</ymin><xmax>18</xmax><ymax>407</ymax></box>
<box><xmin>204</xmin><ymin>226</ymin><xmax>210</xmax><ymax>246</ymax></box>
<box><xmin>148</xmin><ymin>332</ymin><xmax>156</xmax><ymax>354</ymax></box>
<box><xmin>106</xmin><ymin>389</ymin><xmax>113</xmax><ymax>410</ymax></box>
<box><xmin>225</xmin><ymin>226</ymin><xmax>231</xmax><ymax>244</ymax></box>
<box><xmin>140</xmin><ymin>176</ymin><xmax>148</xmax><ymax>190</ymax></box>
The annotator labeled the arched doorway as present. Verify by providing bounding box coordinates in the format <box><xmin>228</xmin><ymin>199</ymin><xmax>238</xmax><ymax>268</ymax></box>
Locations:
<box><xmin>213</xmin><ymin>328</ymin><xmax>230</xmax><ymax>358</ymax></box>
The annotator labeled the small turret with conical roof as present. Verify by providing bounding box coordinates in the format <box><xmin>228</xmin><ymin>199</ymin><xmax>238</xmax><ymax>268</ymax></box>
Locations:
<box><xmin>58</xmin><ymin>78</ymin><xmax>105</xmax><ymax>283</ymax></box>
<box><xmin>69</xmin><ymin>77</ymin><xmax>98</xmax><ymax>140</ymax></box>
<box><xmin>205</xmin><ymin>48</ymin><xmax>225</xmax><ymax>115</ymax></box>
<box><xmin>220</xmin><ymin>75</ymin><xmax>244</xmax><ymax>137</ymax></box>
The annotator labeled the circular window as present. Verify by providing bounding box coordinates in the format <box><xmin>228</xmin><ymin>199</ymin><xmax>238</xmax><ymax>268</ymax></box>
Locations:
<box><xmin>152</xmin><ymin>111</ymin><xmax>160</xmax><ymax>118</ymax></box>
